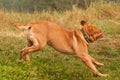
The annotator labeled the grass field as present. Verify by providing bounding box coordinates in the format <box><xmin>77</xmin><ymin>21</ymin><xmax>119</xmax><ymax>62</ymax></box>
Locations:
<box><xmin>0</xmin><ymin>2</ymin><xmax>120</xmax><ymax>80</ymax></box>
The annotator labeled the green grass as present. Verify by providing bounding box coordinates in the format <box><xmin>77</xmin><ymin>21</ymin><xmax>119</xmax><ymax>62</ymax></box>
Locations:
<box><xmin>0</xmin><ymin>35</ymin><xmax>120</xmax><ymax>80</ymax></box>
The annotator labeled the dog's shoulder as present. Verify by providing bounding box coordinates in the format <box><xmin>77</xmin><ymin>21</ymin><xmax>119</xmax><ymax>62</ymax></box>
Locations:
<box><xmin>73</xmin><ymin>29</ymin><xmax>82</xmax><ymax>38</ymax></box>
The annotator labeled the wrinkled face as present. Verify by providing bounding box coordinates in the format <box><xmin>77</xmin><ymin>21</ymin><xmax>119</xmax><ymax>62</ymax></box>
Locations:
<box><xmin>81</xmin><ymin>20</ymin><xmax>104</xmax><ymax>42</ymax></box>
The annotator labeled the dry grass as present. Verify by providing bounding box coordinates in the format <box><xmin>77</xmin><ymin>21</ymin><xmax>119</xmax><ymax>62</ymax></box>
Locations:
<box><xmin>0</xmin><ymin>2</ymin><xmax>120</xmax><ymax>27</ymax></box>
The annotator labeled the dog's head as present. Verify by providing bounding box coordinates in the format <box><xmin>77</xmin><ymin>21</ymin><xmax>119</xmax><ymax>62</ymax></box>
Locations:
<box><xmin>81</xmin><ymin>20</ymin><xmax>104</xmax><ymax>42</ymax></box>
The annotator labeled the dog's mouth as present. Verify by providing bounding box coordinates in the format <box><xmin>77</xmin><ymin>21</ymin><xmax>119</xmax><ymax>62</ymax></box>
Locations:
<box><xmin>81</xmin><ymin>29</ymin><xmax>104</xmax><ymax>43</ymax></box>
<box><xmin>95</xmin><ymin>31</ymin><xmax>104</xmax><ymax>39</ymax></box>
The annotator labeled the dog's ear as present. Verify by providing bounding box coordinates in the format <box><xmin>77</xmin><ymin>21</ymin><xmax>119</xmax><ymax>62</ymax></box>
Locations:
<box><xmin>81</xmin><ymin>20</ymin><xmax>87</xmax><ymax>26</ymax></box>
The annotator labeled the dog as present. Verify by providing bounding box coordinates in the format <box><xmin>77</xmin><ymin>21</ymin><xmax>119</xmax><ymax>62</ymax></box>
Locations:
<box><xmin>14</xmin><ymin>20</ymin><xmax>107</xmax><ymax>77</ymax></box>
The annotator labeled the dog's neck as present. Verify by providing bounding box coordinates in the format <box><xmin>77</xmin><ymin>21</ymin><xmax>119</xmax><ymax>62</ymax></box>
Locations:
<box><xmin>80</xmin><ymin>28</ymin><xmax>92</xmax><ymax>43</ymax></box>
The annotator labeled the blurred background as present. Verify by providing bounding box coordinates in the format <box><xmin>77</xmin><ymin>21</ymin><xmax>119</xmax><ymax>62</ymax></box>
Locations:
<box><xmin>0</xmin><ymin>0</ymin><xmax>119</xmax><ymax>12</ymax></box>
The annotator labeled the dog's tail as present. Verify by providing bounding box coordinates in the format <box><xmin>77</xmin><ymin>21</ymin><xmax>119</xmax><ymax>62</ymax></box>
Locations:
<box><xmin>14</xmin><ymin>23</ymin><xmax>31</xmax><ymax>31</ymax></box>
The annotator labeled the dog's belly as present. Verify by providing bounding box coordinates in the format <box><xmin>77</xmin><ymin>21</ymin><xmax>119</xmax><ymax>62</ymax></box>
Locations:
<box><xmin>48</xmin><ymin>42</ymin><xmax>75</xmax><ymax>55</ymax></box>
<box><xmin>52</xmin><ymin>46</ymin><xmax>75</xmax><ymax>55</ymax></box>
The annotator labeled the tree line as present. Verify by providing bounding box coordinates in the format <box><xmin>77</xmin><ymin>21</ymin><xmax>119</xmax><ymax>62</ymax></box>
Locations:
<box><xmin>0</xmin><ymin>0</ymin><xmax>119</xmax><ymax>13</ymax></box>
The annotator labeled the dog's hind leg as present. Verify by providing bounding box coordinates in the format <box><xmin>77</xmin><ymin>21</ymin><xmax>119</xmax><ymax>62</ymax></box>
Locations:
<box><xmin>20</xmin><ymin>44</ymin><xmax>46</xmax><ymax>61</ymax></box>
<box><xmin>20</xmin><ymin>37</ymin><xmax>47</xmax><ymax>61</ymax></box>
<box><xmin>25</xmin><ymin>39</ymin><xmax>33</xmax><ymax>61</ymax></box>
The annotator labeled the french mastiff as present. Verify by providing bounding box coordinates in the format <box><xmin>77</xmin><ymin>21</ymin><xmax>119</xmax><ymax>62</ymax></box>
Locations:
<box><xmin>15</xmin><ymin>20</ymin><xmax>107</xmax><ymax>77</ymax></box>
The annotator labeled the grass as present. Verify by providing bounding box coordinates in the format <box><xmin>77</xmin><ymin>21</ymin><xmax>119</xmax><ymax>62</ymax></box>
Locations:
<box><xmin>0</xmin><ymin>2</ymin><xmax>120</xmax><ymax>80</ymax></box>
<box><xmin>0</xmin><ymin>35</ymin><xmax>120</xmax><ymax>80</ymax></box>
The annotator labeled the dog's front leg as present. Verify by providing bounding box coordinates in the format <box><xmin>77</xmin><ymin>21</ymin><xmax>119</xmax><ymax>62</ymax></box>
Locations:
<box><xmin>90</xmin><ymin>56</ymin><xmax>104</xmax><ymax>67</ymax></box>
<box><xmin>76</xmin><ymin>51</ymin><xmax>107</xmax><ymax>77</ymax></box>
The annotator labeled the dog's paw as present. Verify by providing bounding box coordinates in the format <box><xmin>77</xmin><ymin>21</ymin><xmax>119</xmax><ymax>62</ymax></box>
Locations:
<box><xmin>94</xmin><ymin>73</ymin><xmax>108</xmax><ymax>77</ymax></box>
<box><xmin>97</xmin><ymin>63</ymin><xmax>104</xmax><ymax>67</ymax></box>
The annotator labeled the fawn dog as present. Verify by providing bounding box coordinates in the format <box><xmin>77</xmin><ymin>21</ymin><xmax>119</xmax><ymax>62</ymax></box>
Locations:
<box><xmin>15</xmin><ymin>20</ymin><xmax>107</xmax><ymax>77</ymax></box>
